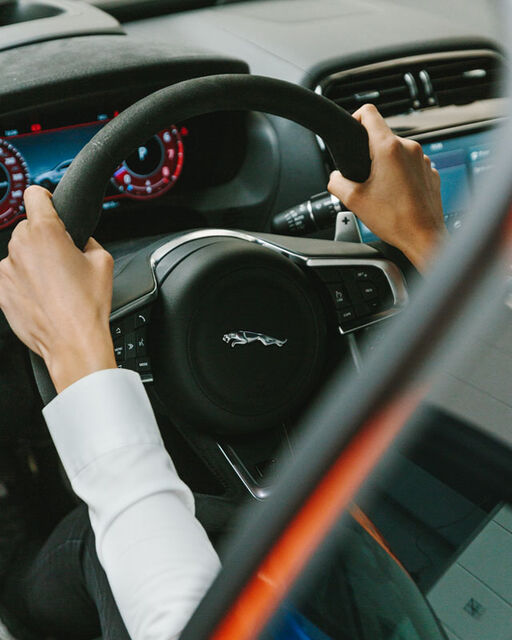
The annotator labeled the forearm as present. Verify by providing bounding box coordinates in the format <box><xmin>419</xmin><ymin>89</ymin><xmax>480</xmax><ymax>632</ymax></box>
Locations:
<box><xmin>399</xmin><ymin>226</ymin><xmax>449</xmax><ymax>274</ymax></box>
<box><xmin>43</xmin><ymin>369</ymin><xmax>220</xmax><ymax>640</ymax></box>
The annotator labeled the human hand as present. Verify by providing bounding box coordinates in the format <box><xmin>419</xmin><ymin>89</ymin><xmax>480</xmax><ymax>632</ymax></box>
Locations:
<box><xmin>0</xmin><ymin>186</ymin><xmax>116</xmax><ymax>394</ymax></box>
<box><xmin>328</xmin><ymin>104</ymin><xmax>447</xmax><ymax>272</ymax></box>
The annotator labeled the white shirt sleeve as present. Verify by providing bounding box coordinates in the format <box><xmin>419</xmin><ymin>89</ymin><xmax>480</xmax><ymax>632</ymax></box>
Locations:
<box><xmin>42</xmin><ymin>368</ymin><xmax>221</xmax><ymax>640</ymax></box>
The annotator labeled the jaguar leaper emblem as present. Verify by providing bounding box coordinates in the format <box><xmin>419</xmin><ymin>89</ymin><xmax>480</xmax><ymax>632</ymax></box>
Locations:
<box><xmin>223</xmin><ymin>331</ymin><xmax>288</xmax><ymax>348</ymax></box>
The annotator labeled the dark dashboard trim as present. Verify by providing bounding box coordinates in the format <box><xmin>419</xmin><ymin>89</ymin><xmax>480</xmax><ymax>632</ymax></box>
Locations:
<box><xmin>409</xmin><ymin>119</ymin><xmax>502</xmax><ymax>143</ymax></box>
<box><xmin>0</xmin><ymin>35</ymin><xmax>249</xmax><ymax>117</ymax></box>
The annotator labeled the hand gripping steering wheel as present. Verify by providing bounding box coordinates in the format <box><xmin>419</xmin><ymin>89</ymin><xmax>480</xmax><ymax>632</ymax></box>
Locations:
<box><xmin>31</xmin><ymin>74</ymin><xmax>407</xmax><ymax>437</ymax></box>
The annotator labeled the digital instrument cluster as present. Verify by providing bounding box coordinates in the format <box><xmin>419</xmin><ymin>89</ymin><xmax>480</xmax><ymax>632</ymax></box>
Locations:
<box><xmin>0</xmin><ymin>110</ymin><xmax>186</xmax><ymax>230</ymax></box>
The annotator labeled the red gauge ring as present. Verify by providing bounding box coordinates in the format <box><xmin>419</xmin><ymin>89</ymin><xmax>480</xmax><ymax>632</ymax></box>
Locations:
<box><xmin>0</xmin><ymin>140</ymin><xmax>30</xmax><ymax>229</ymax></box>
<box><xmin>111</xmin><ymin>127</ymin><xmax>184</xmax><ymax>200</ymax></box>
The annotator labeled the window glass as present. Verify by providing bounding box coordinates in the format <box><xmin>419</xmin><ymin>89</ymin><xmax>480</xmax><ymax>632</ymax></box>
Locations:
<box><xmin>262</xmin><ymin>516</ymin><xmax>446</xmax><ymax>640</ymax></box>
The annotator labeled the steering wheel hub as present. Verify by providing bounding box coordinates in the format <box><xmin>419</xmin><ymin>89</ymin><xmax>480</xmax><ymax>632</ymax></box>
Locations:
<box><xmin>152</xmin><ymin>238</ymin><xmax>327</xmax><ymax>435</ymax></box>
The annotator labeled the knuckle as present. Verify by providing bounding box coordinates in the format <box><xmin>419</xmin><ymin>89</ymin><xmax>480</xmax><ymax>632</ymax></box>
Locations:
<box><xmin>404</xmin><ymin>139</ymin><xmax>422</xmax><ymax>155</ymax></box>
<box><xmin>41</xmin><ymin>216</ymin><xmax>64</xmax><ymax>235</ymax></box>
<box><xmin>383</xmin><ymin>136</ymin><xmax>402</xmax><ymax>156</ymax></box>
<box><xmin>360</xmin><ymin>103</ymin><xmax>378</xmax><ymax>115</ymax></box>
<box><xmin>327</xmin><ymin>175</ymin><xmax>337</xmax><ymax>192</ymax></box>
<box><xmin>100</xmin><ymin>249</ymin><xmax>114</xmax><ymax>270</ymax></box>
<box><xmin>7</xmin><ymin>222</ymin><xmax>26</xmax><ymax>252</ymax></box>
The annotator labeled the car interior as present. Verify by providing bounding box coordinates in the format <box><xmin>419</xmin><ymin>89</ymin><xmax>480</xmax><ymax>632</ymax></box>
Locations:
<box><xmin>0</xmin><ymin>1</ymin><xmax>511</xmax><ymax>639</ymax></box>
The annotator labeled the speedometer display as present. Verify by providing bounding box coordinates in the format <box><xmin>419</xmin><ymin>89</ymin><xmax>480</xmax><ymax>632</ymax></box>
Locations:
<box><xmin>111</xmin><ymin>128</ymin><xmax>184</xmax><ymax>200</ymax></box>
<box><xmin>0</xmin><ymin>140</ymin><xmax>29</xmax><ymax>229</ymax></box>
<box><xmin>0</xmin><ymin>115</ymin><xmax>187</xmax><ymax>232</ymax></box>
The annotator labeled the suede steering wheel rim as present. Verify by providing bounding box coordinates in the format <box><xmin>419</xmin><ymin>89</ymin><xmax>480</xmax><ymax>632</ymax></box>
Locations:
<box><xmin>31</xmin><ymin>73</ymin><xmax>372</xmax><ymax>404</ymax></box>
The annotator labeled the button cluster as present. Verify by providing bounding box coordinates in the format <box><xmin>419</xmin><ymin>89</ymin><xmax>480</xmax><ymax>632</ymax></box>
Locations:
<box><xmin>316</xmin><ymin>266</ymin><xmax>394</xmax><ymax>330</ymax></box>
<box><xmin>110</xmin><ymin>308</ymin><xmax>152</xmax><ymax>382</ymax></box>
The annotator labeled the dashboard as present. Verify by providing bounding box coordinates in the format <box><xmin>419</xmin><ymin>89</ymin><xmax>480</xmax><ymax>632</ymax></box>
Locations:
<box><xmin>0</xmin><ymin>102</ymin><xmax>247</xmax><ymax>236</ymax></box>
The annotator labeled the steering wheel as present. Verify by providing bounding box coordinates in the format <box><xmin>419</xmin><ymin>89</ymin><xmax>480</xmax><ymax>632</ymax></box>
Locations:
<box><xmin>30</xmin><ymin>74</ymin><xmax>407</xmax><ymax>444</ymax></box>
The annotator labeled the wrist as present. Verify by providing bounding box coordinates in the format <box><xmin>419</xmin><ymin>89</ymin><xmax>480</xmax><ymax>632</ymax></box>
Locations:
<box><xmin>43</xmin><ymin>328</ymin><xmax>116</xmax><ymax>394</ymax></box>
<box><xmin>399</xmin><ymin>226</ymin><xmax>448</xmax><ymax>273</ymax></box>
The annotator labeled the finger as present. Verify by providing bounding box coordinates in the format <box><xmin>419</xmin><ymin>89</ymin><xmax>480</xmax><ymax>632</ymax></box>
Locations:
<box><xmin>84</xmin><ymin>237</ymin><xmax>114</xmax><ymax>272</ymax></box>
<box><xmin>9</xmin><ymin>219</ymin><xmax>29</xmax><ymax>242</ymax></box>
<box><xmin>352</xmin><ymin>104</ymin><xmax>393</xmax><ymax>139</ymax></box>
<box><xmin>84</xmin><ymin>237</ymin><xmax>106</xmax><ymax>254</ymax></box>
<box><xmin>431</xmin><ymin>167</ymin><xmax>441</xmax><ymax>184</ymax></box>
<box><xmin>23</xmin><ymin>185</ymin><xmax>61</xmax><ymax>226</ymax></box>
<box><xmin>328</xmin><ymin>170</ymin><xmax>361</xmax><ymax>208</ymax></box>
<box><xmin>423</xmin><ymin>154</ymin><xmax>432</xmax><ymax>167</ymax></box>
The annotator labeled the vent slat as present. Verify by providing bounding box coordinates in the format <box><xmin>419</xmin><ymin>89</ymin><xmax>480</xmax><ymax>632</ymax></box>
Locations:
<box><xmin>431</xmin><ymin>71</ymin><xmax>499</xmax><ymax>91</ymax></box>
<box><xmin>320</xmin><ymin>52</ymin><xmax>502</xmax><ymax>117</ymax></box>
<box><xmin>332</xmin><ymin>86</ymin><xmax>409</xmax><ymax>103</ymax></box>
<box><xmin>323</xmin><ymin>70</ymin><xmax>413</xmax><ymax>116</ymax></box>
<box><xmin>426</xmin><ymin>55</ymin><xmax>502</xmax><ymax>106</ymax></box>
<box><xmin>426</xmin><ymin>58</ymin><xmax>496</xmax><ymax>78</ymax></box>
<box><xmin>324</xmin><ymin>73</ymin><xmax>406</xmax><ymax>98</ymax></box>
<box><xmin>436</xmin><ymin>83</ymin><xmax>501</xmax><ymax>106</ymax></box>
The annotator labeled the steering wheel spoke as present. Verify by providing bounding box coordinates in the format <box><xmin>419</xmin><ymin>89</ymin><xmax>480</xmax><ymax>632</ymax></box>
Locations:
<box><xmin>30</xmin><ymin>73</ymin><xmax>405</xmax><ymax>439</ymax></box>
<box><xmin>106</xmin><ymin>230</ymin><xmax>408</xmax><ymax>440</ymax></box>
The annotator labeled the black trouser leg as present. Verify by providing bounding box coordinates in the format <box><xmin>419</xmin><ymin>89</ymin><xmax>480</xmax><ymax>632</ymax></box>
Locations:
<box><xmin>6</xmin><ymin>505</ymin><xmax>131</xmax><ymax>640</ymax></box>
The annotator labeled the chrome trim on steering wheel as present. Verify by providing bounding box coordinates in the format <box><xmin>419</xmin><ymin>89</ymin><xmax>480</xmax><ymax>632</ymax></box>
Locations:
<box><xmin>110</xmin><ymin>229</ymin><xmax>408</xmax><ymax>334</ymax></box>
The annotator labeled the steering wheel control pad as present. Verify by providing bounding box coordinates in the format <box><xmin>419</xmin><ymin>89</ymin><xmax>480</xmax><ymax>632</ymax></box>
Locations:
<box><xmin>152</xmin><ymin>238</ymin><xmax>327</xmax><ymax>435</ymax></box>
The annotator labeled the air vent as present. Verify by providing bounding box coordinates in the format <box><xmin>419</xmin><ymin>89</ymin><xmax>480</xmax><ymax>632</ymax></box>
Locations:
<box><xmin>320</xmin><ymin>66</ymin><xmax>418</xmax><ymax>117</ymax></box>
<box><xmin>318</xmin><ymin>51</ymin><xmax>504</xmax><ymax>117</ymax></box>
<box><xmin>424</xmin><ymin>55</ymin><xmax>502</xmax><ymax>107</ymax></box>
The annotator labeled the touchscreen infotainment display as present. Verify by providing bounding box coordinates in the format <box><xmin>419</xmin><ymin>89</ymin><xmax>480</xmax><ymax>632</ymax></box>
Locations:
<box><xmin>356</xmin><ymin>129</ymin><xmax>495</xmax><ymax>243</ymax></box>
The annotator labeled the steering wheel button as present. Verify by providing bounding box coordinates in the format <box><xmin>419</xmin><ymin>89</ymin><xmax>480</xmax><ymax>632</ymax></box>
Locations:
<box><xmin>114</xmin><ymin>340</ymin><xmax>125</xmax><ymax>363</ymax></box>
<box><xmin>111</xmin><ymin>322</ymin><xmax>123</xmax><ymax>338</ymax></box>
<box><xmin>125</xmin><ymin>332</ymin><xmax>136</xmax><ymax>355</ymax></box>
<box><xmin>355</xmin><ymin>268</ymin><xmax>379</xmax><ymax>281</ymax></box>
<box><xmin>136</xmin><ymin>331</ymin><xmax>147</xmax><ymax>356</ymax></box>
<box><xmin>360</xmin><ymin>284</ymin><xmax>378</xmax><ymax>300</ymax></box>
<box><xmin>337</xmin><ymin>308</ymin><xmax>355</xmax><ymax>323</ymax></box>
<box><xmin>327</xmin><ymin>284</ymin><xmax>350</xmax><ymax>309</ymax></box>
<box><xmin>369</xmin><ymin>299</ymin><xmax>384</xmax><ymax>312</ymax></box>
<box><xmin>136</xmin><ymin>358</ymin><xmax>151</xmax><ymax>373</ymax></box>
<box><xmin>135</xmin><ymin>311</ymin><xmax>150</xmax><ymax>328</ymax></box>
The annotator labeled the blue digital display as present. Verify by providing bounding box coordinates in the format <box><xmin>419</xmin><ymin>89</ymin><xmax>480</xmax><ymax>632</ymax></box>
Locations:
<box><xmin>356</xmin><ymin>129</ymin><xmax>495</xmax><ymax>243</ymax></box>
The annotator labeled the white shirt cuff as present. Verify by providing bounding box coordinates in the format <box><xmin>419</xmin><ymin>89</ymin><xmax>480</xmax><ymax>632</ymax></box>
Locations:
<box><xmin>42</xmin><ymin>368</ymin><xmax>164</xmax><ymax>479</ymax></box>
